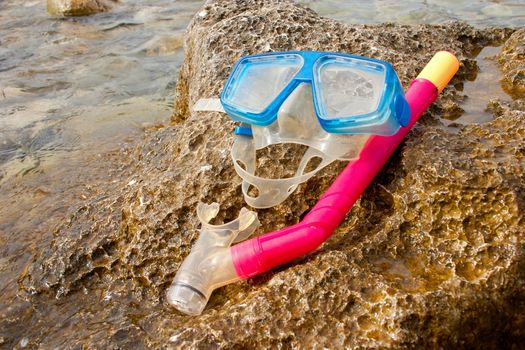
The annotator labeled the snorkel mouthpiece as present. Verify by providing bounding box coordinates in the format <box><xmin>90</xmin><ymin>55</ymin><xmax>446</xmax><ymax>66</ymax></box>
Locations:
<box><xmin>167</xmin><ymin>247</ymin><xmax>236</xmax><ymax>316</ymax></box>
<box><xmin>167</xmin><ymin>283</ymin><xmax>208</xmax><ymax>316</ymax></box>
<box><xmin>167</xmin><ymin>203</ymin><xmax>259</xmax><ymax>315</ymax></box>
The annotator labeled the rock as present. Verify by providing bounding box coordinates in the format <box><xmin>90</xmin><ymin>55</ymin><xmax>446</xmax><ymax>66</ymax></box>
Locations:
<box><xmin>7</xmin><ymin>0</ymin><xmax>524</xmax><ymax>348</ymax></box>
<box><xmin>47</xmin><ymin>0</ymin><xmax>117</xmax><ymax>16</ymax></box>
<box><xmin>498</xmin><ymin>28</ymin><xmax>525</xmax><ymax>99</ymax></box>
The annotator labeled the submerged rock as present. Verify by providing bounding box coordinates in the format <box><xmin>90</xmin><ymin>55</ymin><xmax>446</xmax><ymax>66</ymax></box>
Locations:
<box><xmin>7</xmin><ymin>0</ymin><xmax>523</xmax><ymax>348</ymax></box>
<box><xmin>47</xmin><ymin>0</ymin><xmax>117</xmax><ymax>16</ymax></box>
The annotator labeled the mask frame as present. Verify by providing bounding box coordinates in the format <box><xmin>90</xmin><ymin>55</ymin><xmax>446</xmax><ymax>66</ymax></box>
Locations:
<box><xmin>221</xmin><ymin>51</ymin><xmax>410</xmax><ymax>136</ymax></box>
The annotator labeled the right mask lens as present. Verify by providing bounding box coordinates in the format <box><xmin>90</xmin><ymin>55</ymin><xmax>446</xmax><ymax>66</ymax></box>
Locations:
<box><xmin>315</xmin><ymin>56</ymin><xmax>386</xmax><ymax>120</ymax></box>
<box><xmin>223</xmin><ymin>54</ymin><xmax>303</xmax><ymax>114</ymax></box>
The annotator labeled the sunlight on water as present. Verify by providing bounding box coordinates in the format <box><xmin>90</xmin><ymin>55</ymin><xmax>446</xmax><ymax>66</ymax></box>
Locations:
<box><xmin>0</xmin><ymin>0</ymin><xmax>202</xmax><ymax>184</ymax></box>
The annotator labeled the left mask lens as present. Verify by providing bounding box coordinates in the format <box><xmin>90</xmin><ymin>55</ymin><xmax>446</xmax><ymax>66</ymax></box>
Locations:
<box><xmin>222</xmin><ymin>54</ymin><xmax>303</xmax><ymax>114</ymax></box>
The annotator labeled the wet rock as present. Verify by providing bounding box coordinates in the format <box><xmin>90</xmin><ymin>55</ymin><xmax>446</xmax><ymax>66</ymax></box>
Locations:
<box><xmin>47</xmin><ymin>0</ymin><xmax>117</xmax><ymax>16</ymax></box>
<box><xmin>13</xmin><ymin>0</ymin><xmax>524</xmax><ymax>348</ymax></box>
<box><xmin>498</xmin><ymin>28</ymin><xmax>525</xmax><ymax>98</ymax></box>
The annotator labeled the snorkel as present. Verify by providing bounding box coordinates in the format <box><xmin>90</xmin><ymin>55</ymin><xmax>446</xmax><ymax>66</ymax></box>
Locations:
<box><xmin>167</xmin><ymin>51</ymin><xmax>460</xmax><ymax>315</ymax></box>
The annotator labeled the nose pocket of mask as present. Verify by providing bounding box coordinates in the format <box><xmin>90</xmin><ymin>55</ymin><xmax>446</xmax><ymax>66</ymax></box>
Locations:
<box><xmin>277</xmin><ymin>83</ymin><xmax>320</xmax><ymax>140</ymax></box>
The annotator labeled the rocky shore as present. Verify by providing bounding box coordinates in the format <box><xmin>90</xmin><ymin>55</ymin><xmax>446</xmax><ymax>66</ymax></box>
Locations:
<box><xmin>2</xmin><ymin>0</ymin><xmax>524</xmax><ymax>348</ymax></box>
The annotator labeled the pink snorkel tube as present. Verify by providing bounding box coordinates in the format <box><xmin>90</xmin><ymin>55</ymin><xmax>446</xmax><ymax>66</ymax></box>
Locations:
<box><xmin>167</xmin><ymin>52</ymin><xmax>460</xmax><ymax>316</ymax></box>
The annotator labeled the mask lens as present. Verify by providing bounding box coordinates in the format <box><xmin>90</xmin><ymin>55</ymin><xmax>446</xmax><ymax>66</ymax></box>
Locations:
<box><xmin>223</xmin><ymin>54</ymin><xmax>303</xmax><ymax>114</ymax></box>
<box><xmin>316</xmin><ymin>57</ymin><xmax>386</xmax><ymax>120</ymax></box>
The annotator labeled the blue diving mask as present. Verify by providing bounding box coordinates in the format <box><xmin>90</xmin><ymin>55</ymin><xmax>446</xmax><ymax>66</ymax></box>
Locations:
<box><xmin>194</xmin><ymin>51</ymin><xmax>410</xmax><ymax>208</ymax></box>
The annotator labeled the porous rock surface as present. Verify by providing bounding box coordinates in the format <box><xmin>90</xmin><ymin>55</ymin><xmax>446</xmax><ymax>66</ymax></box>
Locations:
<box><xmin>498</xmin><ymin>28</ymin><xmax>525</xmax><ymax>98</ymax></box>
<box><xmin>47</xmin><ymin>0</ymin><xmax>117</xmax><ymax>16</ymax></box>
<box><xmin>8</xmin><ymin>0</ymin><xmax>525</xmax><ymax>348</ymax></box>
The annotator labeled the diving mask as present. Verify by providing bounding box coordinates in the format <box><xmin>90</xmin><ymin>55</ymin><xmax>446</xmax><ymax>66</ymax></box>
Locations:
<box><xmin>194</xmin><ymin>51</ymin><xmax>410</xmax><ymax>208</ymax></box>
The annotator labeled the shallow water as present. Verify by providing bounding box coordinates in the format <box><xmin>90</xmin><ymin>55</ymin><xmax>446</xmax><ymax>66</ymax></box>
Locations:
<box><xmin>0</xmin><ymin>0</ymin><xmax>523</xmax><ymax>348</ymax></box>
<box><xmin>0</xmin><ymin>0</ymin><xmax>202</xmax><ymax>184</ymax></box>
<box><xmin>443</xmin><ymin>45</ymin><xmax>515</xmax><ymax>125</ymax></box>
<box><xmin>299</xmin><ymin>0</ymin><xmax>525</xmax><ymax>27</ymax></box>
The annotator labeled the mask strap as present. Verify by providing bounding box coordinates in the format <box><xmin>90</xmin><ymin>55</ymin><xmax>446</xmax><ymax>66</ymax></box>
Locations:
<box><xmin>193</xmin><ymin>98</ymin><xmax>225</xmax><ymax>113</ymax></box>
<box><xmin>232</xmin><ymin>134</ymin><xmax>336</xmax><ymax>209</ymax></box>
<box><xmin>193</xmin><ymin>98</ymin><xmax>337</xmax><ymax>209</ymax></box>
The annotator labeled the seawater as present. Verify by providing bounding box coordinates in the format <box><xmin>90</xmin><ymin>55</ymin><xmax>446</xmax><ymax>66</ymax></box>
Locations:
<box><xmin>299</xmin><ymin>0</ymin><xmax>525</xmax><ymax>27</ymax></box>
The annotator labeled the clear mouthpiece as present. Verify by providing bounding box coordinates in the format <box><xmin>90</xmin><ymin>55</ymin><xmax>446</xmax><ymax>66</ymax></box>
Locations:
<box><xmin>167</xmin><ymin>283</ymin><xmax>208</xmax><ymax>316</ymax></box>
<box><xmin>167</xmin><ymin>202</ymin><xmax>259</xmax><ymax>315</ymax></box>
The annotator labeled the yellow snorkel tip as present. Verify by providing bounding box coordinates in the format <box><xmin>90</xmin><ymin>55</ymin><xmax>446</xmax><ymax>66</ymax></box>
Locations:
<box><xmin>416</xmin><ymin>51</ymin><xmax>460</xmax><ymax>93</ymax></box>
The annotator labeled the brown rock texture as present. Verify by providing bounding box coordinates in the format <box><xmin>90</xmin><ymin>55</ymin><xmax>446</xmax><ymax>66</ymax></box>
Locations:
<box><xmin>498</xmin><ymin>28</ymin><xmax>525</xmax><ymax>99</ymax></box>
<box><xmin>3</xmin><ymin>0</ymin><xmax>524</xmax><ymax>348</ymax></box>
<box><xmin>47</xmin><ymin>0</ymin><xmax>117</xmax><ymax>16</ymax></box>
